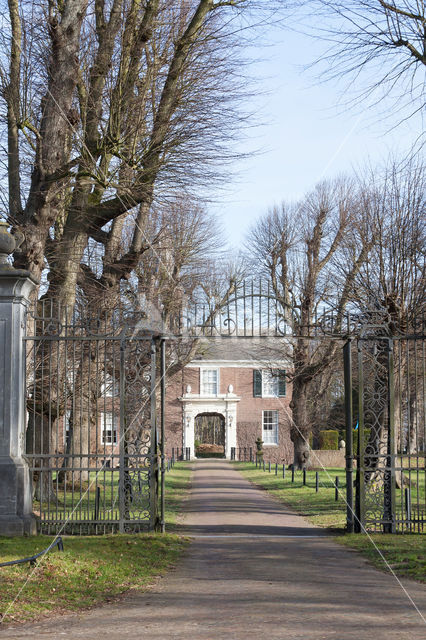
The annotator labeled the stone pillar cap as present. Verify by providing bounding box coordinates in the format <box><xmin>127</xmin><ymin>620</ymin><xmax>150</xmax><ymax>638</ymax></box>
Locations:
<box><xmin>0</xmin><ymin>221</ymin><xmax>38</xmax><ymax>283</ymax></box>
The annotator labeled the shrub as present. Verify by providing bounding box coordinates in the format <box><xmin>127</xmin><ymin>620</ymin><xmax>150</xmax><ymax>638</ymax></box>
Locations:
<box><xmin>196</xmin><ymin>451</ymin><xmax>224</xmax><ymax>458</ymax></box>
<box><xmin>195</xmin><ymin>443</ymin><xmax>224</xmax><ymax>458</ymax></box>
<box><xmin>309</xmin><ymin>433</ymin><xmax>320</xmax><ymax>449</ymax></box>
<box><xmin>255</xmin><ymin>437</ymin><xmax>264</xmax><ymax>460</ymax></box>
<box><xmin>319</xmin><ymin>430</ymin><xmax>339</xmax><ymax>450</ymax></box>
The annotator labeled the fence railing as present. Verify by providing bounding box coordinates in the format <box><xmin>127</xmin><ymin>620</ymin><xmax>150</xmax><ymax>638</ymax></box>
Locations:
<box><xmin>170</xmin><ymin>447</ymin><xmax>191</xmax><ymax>461</ymax></box>
<box><xmin>236</xmin><ymin>457</ymin><xmax>424</xmax><ymax>533</ymax></box>
<box><xmin>0</xmin><ymin>537</ymin><xmax>64</xmax><ymax>568</ymax></box>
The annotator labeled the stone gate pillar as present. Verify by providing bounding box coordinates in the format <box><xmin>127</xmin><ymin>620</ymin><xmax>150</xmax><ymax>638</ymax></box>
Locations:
<box><xmin>0</xmin><ymin>222</ymin><xmax>38</xmax><ymax>535</ymax></box>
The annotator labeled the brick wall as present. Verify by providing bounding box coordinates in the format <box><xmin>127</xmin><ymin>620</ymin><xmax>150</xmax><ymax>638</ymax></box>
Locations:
<box><xmin>233</xmin><ymin>368</ymin><xmax>292</xmax><ymax>464</ymax></box>
<box><xmin>164</xmin><ymin>365</ymin><xmax>293</xmax><ymax>462</ymax></box>
<box><xmin>307</xmin><ymin>449</ymin><xmax>346</xmax><ymax>469</ymax></box>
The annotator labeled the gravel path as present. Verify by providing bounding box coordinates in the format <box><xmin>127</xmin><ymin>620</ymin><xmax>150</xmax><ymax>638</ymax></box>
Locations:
<box><xmin>2</xmin><ymin>459</ymin><xmax>425</xmax><ymax>639</ymax></box>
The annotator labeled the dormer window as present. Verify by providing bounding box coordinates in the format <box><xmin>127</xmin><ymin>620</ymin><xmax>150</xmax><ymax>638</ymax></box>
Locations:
<box><xmin>201</xmin><ymin>368</ymin><xmax>219</xmax><ymax>395</ymax></box>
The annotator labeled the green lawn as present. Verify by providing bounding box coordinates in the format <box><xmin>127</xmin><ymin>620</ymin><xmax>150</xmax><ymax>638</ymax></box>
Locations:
<box><xmin>33</xmin><ymin>461</ymin><xmax>194</xmax><ymax>533</ymax></box>
<box><xmin>234</xmin><ymin>461</ymin><xmax>426</xmax><ymax>583</ymax></box>
<box><xmin>336</xmin><ymin>534</ymin><xmax>426</xmax><ymax>582</ymax></box>
<box><xmin>235</xmin><ymin>463</ymin><xmax>348</xmax><ymax>529</ymax></box>
<box><xmin>163</xmin><ymin>462</ymin><xmax>192</xmax><ymax>530</ymax></box>
<box><xmin>0</xmin><ymin>462</ymin><xmax>192</xmax><ymax>625</ymax></box>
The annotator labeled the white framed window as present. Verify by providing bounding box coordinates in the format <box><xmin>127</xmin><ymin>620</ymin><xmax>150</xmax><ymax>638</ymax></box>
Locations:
<box><xmin>101</xmin><ymin>376</ymin><xmax>120</xmax><ymax>398</ymax></box>
<box><xmin>200</xmin><ymin>368</ymin><xmax>219</xmax><ymax>395</ymax></box>
<box><xmin>253</xmin><ymin>369</ymin><xmax>286</xmax><ymax>398</ymax></box>
<box><xmin>63</xmin><ymin>409</ymin><xmax>71</xmax><ymax>446</ymax></box>
<box><xmin>100</xmin><ymin>412</ymin><xmax>118</xmax><ymax>445</ymax></box>
<box><xmin>262</xmin><ymin>370</ymin><xmax>279</xmax><ymax>397</ymax></box>
<box><xmin>262</xmin><ymin>410</ymin><xmax>279</xmax><ymax>445</ymax></box>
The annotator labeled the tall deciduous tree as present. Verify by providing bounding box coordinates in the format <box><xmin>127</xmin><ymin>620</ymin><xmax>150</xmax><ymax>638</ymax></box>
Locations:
<box><xmin>352</xmin><ymin>159</ymin><xmax>425</xmax><ymax>465</ymax></box>
<box><xmin>1</xmin><ymin>0</ymin><xmax>267</xmax><ymax>309</ymax></box>
<box><xmin>352</xmin><ymin>158</ymin><xmax>425</xmax><ymax>327</ymax></box>
<box><xmin>247</xmin><ymin>178</ymin><xmax>374</xmax><ymax>468</ymax></box>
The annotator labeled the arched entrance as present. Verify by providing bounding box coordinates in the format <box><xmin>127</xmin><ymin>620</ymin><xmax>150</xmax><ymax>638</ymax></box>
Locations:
<box><xmin>194</xmin><ymin>413</ymin><xmax>225</xmax><ymax>457</ymax></box>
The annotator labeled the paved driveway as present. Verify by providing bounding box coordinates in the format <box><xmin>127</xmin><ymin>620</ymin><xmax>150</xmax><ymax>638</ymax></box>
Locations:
<box><xmin>2</xmin><ymin>459</ymin><xmax>425</xmax><ymax>639</ymax></box>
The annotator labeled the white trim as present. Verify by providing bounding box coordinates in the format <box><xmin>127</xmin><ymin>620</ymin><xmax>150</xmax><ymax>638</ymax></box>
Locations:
<box><xmin>179</xmin><ymin>394</ymin><xmax>240</xmax><ymax>403</ymax></box>
<box><xmin>261</xmin><ymin>369</ymin><xmax>280</xmax><ymax>398</ymax></box>
<box><xmin>186</xmin><ymin>359</ymin><xmax>291</xmax><ymax>369</ymax></box>
<box><xmin>180</xmin><ymin>396</ymin><xmax>239</xmax><ymax>459</ymax></box>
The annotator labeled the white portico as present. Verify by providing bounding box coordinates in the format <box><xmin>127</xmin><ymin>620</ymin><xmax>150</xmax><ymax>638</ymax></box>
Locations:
<box><xmin>179</xmin><ymin>383</ymin><xmax>240</xmax><ymax>459</ymax></box>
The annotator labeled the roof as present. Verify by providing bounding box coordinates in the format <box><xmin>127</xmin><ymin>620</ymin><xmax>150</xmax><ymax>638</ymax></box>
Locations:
<box><xmin>187</xmin><ymin>337</ymin><xmax>292</xmax><ymax>367</ymax></box>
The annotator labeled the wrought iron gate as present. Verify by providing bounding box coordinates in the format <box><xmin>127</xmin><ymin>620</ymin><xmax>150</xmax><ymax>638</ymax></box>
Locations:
<box><xmin>24</xmin><ymin>302</ymin><xmax>165</xmax><ymax>534</ymax></box>
<box><xmin>344</xmin><ymin>314</ymin><xmax>425</xmax><ymax>534</ymax></box>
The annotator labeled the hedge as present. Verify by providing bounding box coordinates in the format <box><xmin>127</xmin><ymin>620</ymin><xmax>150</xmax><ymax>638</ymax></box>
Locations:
<box><xmin>195</xmin><ymin>443</ymin><xmax>225</xmax><ymax>458</ymax></box>
<box><xmin>319</xmin><ymin>430</ymin><xmax>339</xmax><ymax>450</ymax></box>
<box><xmin>310</xmin><ymin>429</ymin><xmax>372</xmax><ymax>452</ymax></box>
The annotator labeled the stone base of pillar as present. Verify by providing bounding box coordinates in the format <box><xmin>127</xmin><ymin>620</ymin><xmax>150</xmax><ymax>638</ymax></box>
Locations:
<box><xmin>0</xmin><ymin>515</ymin><xmax>36</xmax><ymax>536</ymax></box>
<box><xmin>0</xmin><ymin>457</ymin><xmax>37</xmax><ymax>536</ymax></box>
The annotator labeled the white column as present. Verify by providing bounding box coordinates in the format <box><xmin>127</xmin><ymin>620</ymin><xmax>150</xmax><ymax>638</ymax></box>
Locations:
<box><xmin>182</xmin><ymin>404</ymin><xmax>195</xmax><ymax>459</ymax></box>
<box><xmin>225</xmin><ymin>401</ymin><xmax>237</xmax><ymax>459</ymax></box>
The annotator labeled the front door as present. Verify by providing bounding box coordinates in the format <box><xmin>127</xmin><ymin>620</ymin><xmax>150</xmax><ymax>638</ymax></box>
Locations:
<box><xmin>194</xmin><ymin>413</ymin><xmax>225</xmax><ymax>456</ymax></box>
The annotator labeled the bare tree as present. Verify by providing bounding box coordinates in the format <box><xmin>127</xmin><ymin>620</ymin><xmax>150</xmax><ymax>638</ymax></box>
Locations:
<box><xmin>29</xmin><ymin>194</ymin><xmax>232</xmax><ymax>487</ymax></box>
<box><xmin>300</xmin><ymin>1</ymin><xmax>426</xmax><ymax>125</ymax></box>
<box><xmin>0</xmin><ymin>0</ymin><xmax>266</xmax><ymax>310</ymax></box>
<box><xmin>353</xmin><ymin>158</ymin><xmax>425</xmax><ymax>327</ymax></box>
<box><xmin>247</xmin><ymin>178</ymin><xmax>375</xmax><ymax>468</ymax></box>
<box><xmin>352</xmin><ymin>158</ymin><xmax>425</xmax><ymax>470</ymax></box>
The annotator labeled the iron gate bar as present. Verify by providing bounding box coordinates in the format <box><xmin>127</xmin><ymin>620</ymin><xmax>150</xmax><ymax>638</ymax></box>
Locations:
<box><xmin>384</xmin><ymin>339</ymin><xmax>396</xmax><ymax>533</ymax></box>
<box><xmin>349</xmin><ymin>329</ymin><xmax>425</xmax><ymax>534</ymax></box>
<box><xmin>119</xmin><ymin>335</ymin><xmax>125</xmax><ymax>533</ymax></box>
<box><xmin>150</xmin><ymin>338</ymin><xmax>158</xmax><ymax>531</ymax></box>
<box><xmin>356</xmin><ymin>339</ymin><xmax>365</xmax><ymax>532</ymax></box>
<box><xmin>160</xmin><ymin>338</ymin><xmax>166</xmax><ymax>534</ymax></box>
<box><xmin>343</xmin><ymin>339</ymin><xmax>354</xmax><ymax>533</ymax></box>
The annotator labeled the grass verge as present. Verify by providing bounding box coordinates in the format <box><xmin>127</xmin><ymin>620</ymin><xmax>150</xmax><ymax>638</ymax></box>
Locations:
<box><xmin>234</xmin><ymin>463</ymin><xmax>347</xmax><ymax>529</ymax></box>
<box><xmin>164</xmin><ymin>461</ymin><xmax>192</xmax><ymax>530</ymax></box>
<box><xmin>234</xmin><ymin>462</ymin><xmax>425</xmax><ymax>583</ymax></box>
<box><xmin>0</xmin><ymin>462</ymin><xmax>192</xmax><ymax>625</ymax></box>
<box><xmin>335</xmin><ymin>534</ymin><xmax>426</xmax><ymax>582</ymax></box>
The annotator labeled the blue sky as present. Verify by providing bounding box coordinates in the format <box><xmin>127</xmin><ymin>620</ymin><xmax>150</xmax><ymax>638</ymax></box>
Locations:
<box><xmin>213</xmin><ymin>22</ymin><xmax>423</xmax><ymax>249</ymax></box>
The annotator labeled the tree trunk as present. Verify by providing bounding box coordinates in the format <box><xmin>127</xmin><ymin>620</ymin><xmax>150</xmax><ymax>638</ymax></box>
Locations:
<box><xmin>68</xmin><ymin>342</ymin><xmax>100</xmax><ymax>483</ymax></box>
<box><xmin>290</xmin><ymin>377</ymin><xmax>311</xmax><ymax>469</ymax></box>
<box><xmin>26</xmin><ymin>412</ymin><xmax>57</xmax><ymax>502</ymax></box>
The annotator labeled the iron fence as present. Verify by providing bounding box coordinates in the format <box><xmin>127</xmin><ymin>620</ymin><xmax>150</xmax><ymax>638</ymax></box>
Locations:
<box><xmin>179</xmin><ymin>279</ymin><xmax>366</xmax><ymax>339</ymax></box>
<box><xmin>344</xmin><ymin>313</ymin><xmax>425</xmax><ymax>534</ymax></box>
<box><xmin>24</xmin><ymin>301</ymin><xmax>165</xmax><ymax>534</ymax></box>
<box><xmin>230</xmin><ymin>447</ymin><xmax>253</xmax><ymax>462</ymax></box>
